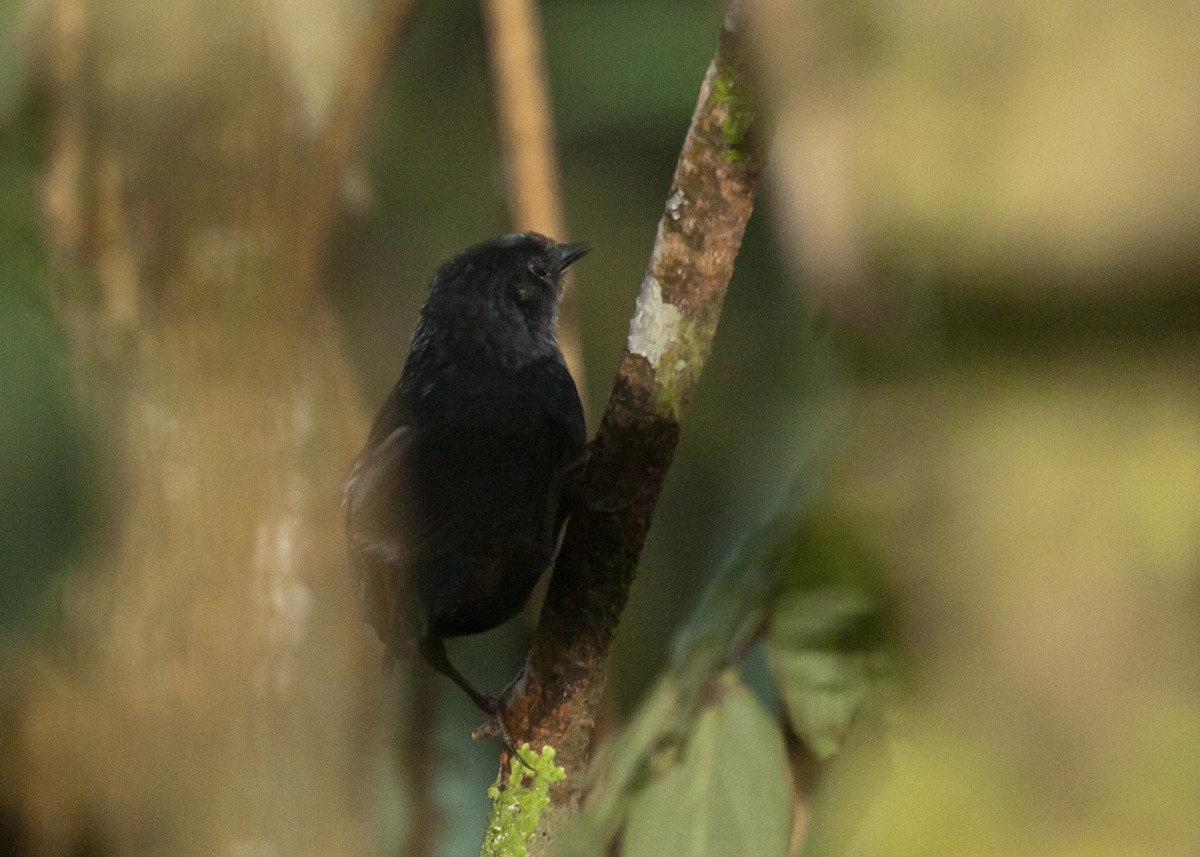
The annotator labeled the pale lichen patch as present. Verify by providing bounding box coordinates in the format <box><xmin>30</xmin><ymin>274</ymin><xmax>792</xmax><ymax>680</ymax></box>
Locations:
<box><xmin>627</xmin><ymin>276</ymin><xmax>684</xmax><ymax>368</ymax></box>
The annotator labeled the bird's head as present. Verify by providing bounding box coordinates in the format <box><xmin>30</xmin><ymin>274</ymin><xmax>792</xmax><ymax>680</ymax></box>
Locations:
<box><xmin>412</xmin><ymin>232</ymin><xmax>590</xmax><ymax>369</ymax></box>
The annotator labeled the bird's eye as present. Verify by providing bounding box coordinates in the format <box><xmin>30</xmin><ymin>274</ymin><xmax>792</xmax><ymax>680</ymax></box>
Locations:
<box><xmin>527</xmin><ymin>262</ymin><xmax>550</xmax><ymax>283</ymax></box>
<box><xmin>512</xmin><ymin>282</ymin><xmax>538</xmax><ymax>305</ymax></box>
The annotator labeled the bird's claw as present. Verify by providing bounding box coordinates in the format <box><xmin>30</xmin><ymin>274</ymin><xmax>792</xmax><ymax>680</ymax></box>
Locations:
<box><xmin>472</xmin><ymin>696</ymin><xmax>536</xmax><ymax>773</ymax></box>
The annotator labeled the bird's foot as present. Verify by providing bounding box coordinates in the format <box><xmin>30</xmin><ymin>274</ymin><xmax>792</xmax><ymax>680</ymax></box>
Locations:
<box><xmin>471</xmin><ymin>695</ymin><xmax>535</xmax><ymax>772</ymax></box>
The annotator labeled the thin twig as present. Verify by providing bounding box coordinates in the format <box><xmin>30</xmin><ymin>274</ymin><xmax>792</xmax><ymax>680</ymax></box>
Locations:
<box><xmin>480</xmin><ymin>0</ymin><xmax>564</xmax><ymax>236</ymax></box>
<box><xmin>503</xmin><ymin>3</ymin><xmax>762</xmax><ymax>850</ymax></box>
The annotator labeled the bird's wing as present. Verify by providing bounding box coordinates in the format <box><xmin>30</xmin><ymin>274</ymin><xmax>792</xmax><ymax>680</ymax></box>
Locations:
<box><xmin>343</xmin><ymin>424</ymin><xmax>415</xmax><ymax>643</ymax></box>
<box><xmin>344</xmin><ymin>426</ymin><xmax>405</xmax><ymax>554</ymax></box>
<box><xmin>533</xmin><ymin>355</ymin><xmax>588</xmax><ymax>458</ymax></box>
<box><xmin>530</xmin><ymin>355</ymin><xmax>588</xmax><ymax>541</ymax></box>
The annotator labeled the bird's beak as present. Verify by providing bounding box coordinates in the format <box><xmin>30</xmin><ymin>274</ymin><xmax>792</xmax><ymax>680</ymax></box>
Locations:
<box><xmin>552</xmin><ymin>241</ymin><xmax>591</xmax><ymax>273</ymax></box>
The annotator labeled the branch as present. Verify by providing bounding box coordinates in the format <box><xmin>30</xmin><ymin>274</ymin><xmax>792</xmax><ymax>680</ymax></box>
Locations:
<box><xmin>503</xmin><ymin>2</ymin><xmax>762</xmax><ymax>845</ymax></box>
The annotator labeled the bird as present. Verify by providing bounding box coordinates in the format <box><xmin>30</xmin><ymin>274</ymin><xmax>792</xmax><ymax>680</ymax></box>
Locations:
<box><xmin>343</xmin><ymin>231</ymin><xmax>588</xmax><ymax>756</ymax></box>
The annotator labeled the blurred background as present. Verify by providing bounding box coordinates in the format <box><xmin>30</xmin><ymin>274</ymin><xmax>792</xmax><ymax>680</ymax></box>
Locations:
<box><xmin>2</xmin><ymin>0</ymin><xmax>1199</xmax><ymax>855</ymax></box>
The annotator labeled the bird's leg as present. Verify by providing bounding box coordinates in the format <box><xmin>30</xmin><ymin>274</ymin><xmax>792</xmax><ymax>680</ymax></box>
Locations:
<box><xmin>418</xmin><ymin>635</ymin><xmax>491</xmax><ymax>711</ymax></box>
<box><xmin>418</xmin><ymin>636</ymin><xmax>533</xmax><ymax>769</ymax></box>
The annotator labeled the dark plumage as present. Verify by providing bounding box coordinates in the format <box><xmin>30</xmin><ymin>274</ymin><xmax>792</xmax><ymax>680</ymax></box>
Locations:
<box><xmin>343</xmin><ymin>232</ymin><xmax>588</xmax><ymax>747</ymax></box>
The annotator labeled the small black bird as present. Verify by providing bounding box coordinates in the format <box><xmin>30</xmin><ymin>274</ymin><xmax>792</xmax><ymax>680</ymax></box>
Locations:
<box><xmin>343</xmin><ymin>232</ymin><xmax>588</xmax><ymax>750</ymax></box>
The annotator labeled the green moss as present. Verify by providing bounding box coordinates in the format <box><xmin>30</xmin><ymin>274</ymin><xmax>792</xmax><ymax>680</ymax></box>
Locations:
<box><xmin>481</xmin><ymin>745</ymin><xmax>567</xmax><ymax>857</ymax></box>
<box><xmin>653</xmin><ymin>326</ymin><xmax>711</xmax><ymax>420</ymax></box>
<box><xmin>712</xmin><ymin>66</ymin><xmax>754</xmax><ymax>162</ymax></box>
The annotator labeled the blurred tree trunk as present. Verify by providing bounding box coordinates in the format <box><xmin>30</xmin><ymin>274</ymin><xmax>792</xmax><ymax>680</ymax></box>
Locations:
<box><xmin>3</xmin><ymin>0</ymin><xmax>407</xmax><ymax>854</ymax></box>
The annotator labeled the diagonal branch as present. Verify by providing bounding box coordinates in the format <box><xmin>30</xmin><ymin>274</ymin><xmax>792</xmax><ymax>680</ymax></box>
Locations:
<box><xmin>502</xmin><ymin>1</ymin><xmax>762</xmax><ymax>846</ymax></box>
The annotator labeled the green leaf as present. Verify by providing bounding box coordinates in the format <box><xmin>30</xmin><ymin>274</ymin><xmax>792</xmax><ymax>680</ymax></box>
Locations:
<box><xmin>622</xmin><ymin>674</ymin><xmax>792</xmax><ymax>857</ymax></box>
<box><xmin>767</xmin><ymin>587</ymin><xmax>888</xmax><ymax>760</ymax></box>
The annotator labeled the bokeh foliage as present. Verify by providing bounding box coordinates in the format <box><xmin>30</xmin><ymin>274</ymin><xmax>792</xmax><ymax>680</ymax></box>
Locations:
<box><xmin>0</xmin><ymin>94</ymin><xmax>92</xmax><ymax>638</ymax></box>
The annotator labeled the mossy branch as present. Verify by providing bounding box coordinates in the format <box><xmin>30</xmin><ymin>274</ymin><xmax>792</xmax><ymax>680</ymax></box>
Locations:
<box><xmin>499</xmin><ymin>3</ymin><xmax>763</xmax><ymax>851</ymax></box>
